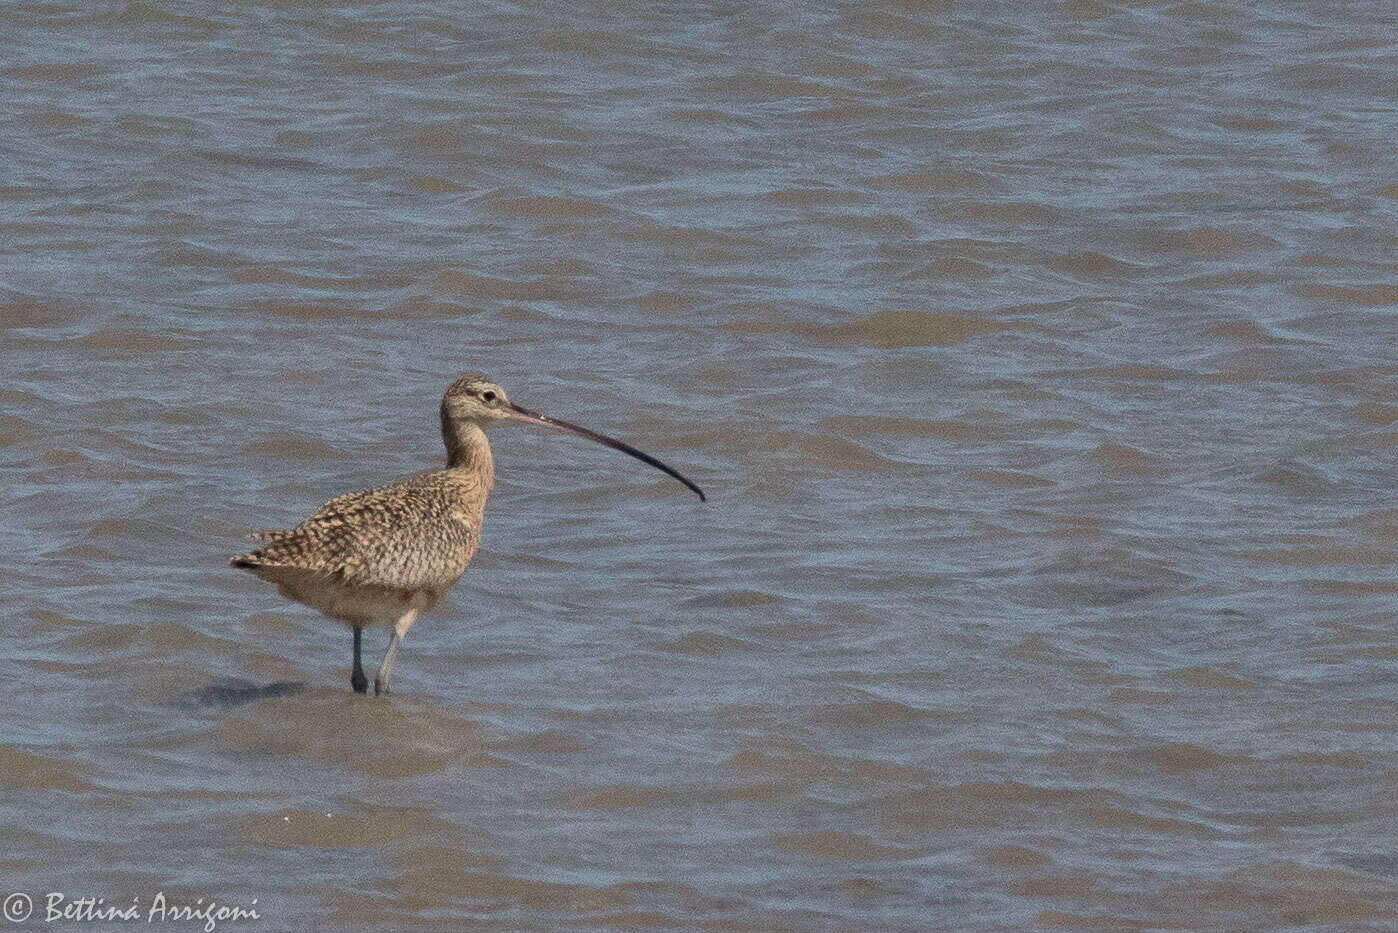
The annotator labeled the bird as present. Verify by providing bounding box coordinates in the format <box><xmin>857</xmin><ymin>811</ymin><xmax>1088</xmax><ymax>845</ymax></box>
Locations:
<box><xmin>231</xmin><ymin>373</ymin><xmax>705</xmax><ymax>696</ymax></box>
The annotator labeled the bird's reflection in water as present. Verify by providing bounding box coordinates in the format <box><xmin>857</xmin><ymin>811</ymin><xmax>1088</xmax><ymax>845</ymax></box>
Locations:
<box><xmin>171</xmin><ymin>678</ymin><xmax>306</xmax><ymax>710</ymax></box>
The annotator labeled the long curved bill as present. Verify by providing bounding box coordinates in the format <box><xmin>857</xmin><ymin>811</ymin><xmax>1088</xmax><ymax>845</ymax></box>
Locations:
<box><xmin>506</xmin><ymin>402</ymin><xmax>706</xmax><ymax>501</ymax></box>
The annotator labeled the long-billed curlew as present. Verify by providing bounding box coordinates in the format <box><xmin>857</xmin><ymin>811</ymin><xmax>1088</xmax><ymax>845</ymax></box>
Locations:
<box><xmin>231</xmin><ymin>374</ymin><xmax>704</xmax><ymax>696</ymax></box>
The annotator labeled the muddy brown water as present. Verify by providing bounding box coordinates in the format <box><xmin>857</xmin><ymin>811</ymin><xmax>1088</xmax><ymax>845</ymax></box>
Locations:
<box><xmin>4</xmin><ymin>1</ymin><xmax>1398</xmax><ymax>929</ymax></box>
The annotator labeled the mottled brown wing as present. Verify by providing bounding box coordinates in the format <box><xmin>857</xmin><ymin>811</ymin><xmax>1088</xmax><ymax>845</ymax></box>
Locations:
<box><xmin>244</xmin><ymin>477</ymin><xmax>478</xmax><ymax>592</ymax></box>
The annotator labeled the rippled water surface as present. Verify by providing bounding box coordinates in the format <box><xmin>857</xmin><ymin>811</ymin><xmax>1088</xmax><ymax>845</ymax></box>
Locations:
<box><xmin>5</xmin><ymin>1</ymin><xmax>1398</xmax><ymax>928</ymax></box>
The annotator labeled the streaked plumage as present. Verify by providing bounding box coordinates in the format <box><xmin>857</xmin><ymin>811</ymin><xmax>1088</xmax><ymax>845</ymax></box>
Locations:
<box><xmin>235</xmin><ymin>470</ymin><xmax>487</xmax><ymax>622</ymax></box>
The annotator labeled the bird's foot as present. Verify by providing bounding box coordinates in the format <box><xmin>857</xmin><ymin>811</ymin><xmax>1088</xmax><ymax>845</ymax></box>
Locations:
<box><xmin>373</xmin><ymin>676</ymin><xmax>389</xmax><ymax>697</ymax></box>
<box><xmin>351</xmin><ymin>669</ymin><xmax>368</xmax><ymax>694</ymax></box>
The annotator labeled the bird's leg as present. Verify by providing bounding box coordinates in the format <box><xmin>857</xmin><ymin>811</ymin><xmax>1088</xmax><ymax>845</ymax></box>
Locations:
<box><xmin>373</xmin><ymin>633</ymin><xmax>400</xmax><ymax>697</ymax></box>
<box><xmin>351</xmin><ymin>626</ymin><xmax>368</xmax><ymax>694</ymax></box>
<box><xmin>374</xmin><ymin>609</ymin><xmax>419</xmax><ymax>697</ymax></box>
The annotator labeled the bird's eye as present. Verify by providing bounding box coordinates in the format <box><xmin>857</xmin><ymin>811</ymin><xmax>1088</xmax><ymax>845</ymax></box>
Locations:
<box><xmin>481</xmin><ymin>390</ymin><xmax>498</xmax><ymax>405</ymax></box>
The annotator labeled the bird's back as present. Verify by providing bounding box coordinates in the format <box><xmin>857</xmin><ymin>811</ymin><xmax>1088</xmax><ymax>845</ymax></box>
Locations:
<box><xmin>232</xmin><ymin>468</ymin><xmax>488</xmax><ymax>625</ymax></box>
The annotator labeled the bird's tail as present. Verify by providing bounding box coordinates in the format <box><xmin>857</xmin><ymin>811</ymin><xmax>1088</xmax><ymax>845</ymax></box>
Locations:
<box><xmin>231</xmin><ymin>530</ymin><xmax>284</xmax><ymax>570</ymax></box>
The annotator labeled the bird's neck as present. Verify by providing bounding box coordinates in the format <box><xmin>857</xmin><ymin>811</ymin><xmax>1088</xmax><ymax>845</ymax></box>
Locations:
<box><xmin>442</xmin><ymin>417</ymin><xmax>495</xmax><ymax>487</ymax></box>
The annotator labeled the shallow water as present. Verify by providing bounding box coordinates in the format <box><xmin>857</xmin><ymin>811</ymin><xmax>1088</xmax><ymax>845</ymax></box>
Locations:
<box><xmin>4</xmin><ymin>0</ymin><xmax>1398</xmax><ymax>928</ymax></box>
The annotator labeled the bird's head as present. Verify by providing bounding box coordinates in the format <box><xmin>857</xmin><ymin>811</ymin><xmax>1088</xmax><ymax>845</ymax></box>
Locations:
<box><xmin>441</xmin><ymin>373</ymin><xmax>512</xmax><ymax>425</ymax></box>
<box><xmin>439</xmin><ymin>372</ymin><xmax>706</xmax><ymax>500</ymax></box>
